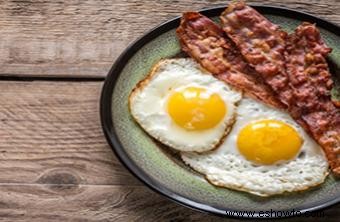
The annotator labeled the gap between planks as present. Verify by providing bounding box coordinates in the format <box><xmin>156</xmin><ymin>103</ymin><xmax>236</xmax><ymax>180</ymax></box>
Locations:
<box><xmin>0</xmin><ymin>75</ymin><xmax>105</xmax><ymax>82</ymax></box>
<box><xmin>0</xmin><ymin>81</ymin><xmax>140</xmax><ymax>186</ymax></box>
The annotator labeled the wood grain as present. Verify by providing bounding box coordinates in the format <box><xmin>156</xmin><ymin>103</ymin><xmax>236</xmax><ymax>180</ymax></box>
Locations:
<box><xmin>0</xmin><ymin>184</ymin><xmax>338</xmax><ymax>222</ymax></box>
<box><xmin>0</xmin><ymin>78</ymin><xmax>338</xmax><ymax>221</ymax></box>
<box><xmin>0</xmin><ymin>81</ymin><xmax>139</xmax><ymax>186</ymax></box>
<box><xmin>0</xmin><ymin>0</ymin><xmax>339</xmax><ymax>77</ymax></box>
<box><xmin>0</xmin><ymin>1</ymin><xmax>340</xmax><ymax>221</ymax></box>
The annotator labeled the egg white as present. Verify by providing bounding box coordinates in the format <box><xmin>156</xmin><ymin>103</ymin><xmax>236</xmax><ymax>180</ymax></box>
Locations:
<box><xmin>129</xmin><ymin>58</ymin><xmax>242</xmax><ymax>152</ymax></box>
<box><xmin>181</xmin><ymin>98</ymin><xmax>329</xmax><ymax>196</ymax></box>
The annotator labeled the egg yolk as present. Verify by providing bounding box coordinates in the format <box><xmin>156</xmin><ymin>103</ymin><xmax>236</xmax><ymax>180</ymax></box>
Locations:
<box><xmin>167</xmin><ymin>87</ymin><xmax>226</xmax><ymax>131</ymax></box>
<box><xmin>237</xmin><ymin>120</ymin><xmax>302</xmax><ymax>165</ymax></box>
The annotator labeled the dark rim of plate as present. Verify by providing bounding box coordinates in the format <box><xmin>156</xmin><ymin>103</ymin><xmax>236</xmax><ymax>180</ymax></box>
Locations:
<box><xmin>100</xmin><ymin>5</ymin><xmax>340</xmax><ymax>219</ymax></box>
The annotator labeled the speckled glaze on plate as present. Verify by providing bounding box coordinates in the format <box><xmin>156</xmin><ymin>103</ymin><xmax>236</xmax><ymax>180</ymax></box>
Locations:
<box><xmin>100</xmin><ymin>6</ymin><xmax>340</xmax><ymax>218</ymax></box>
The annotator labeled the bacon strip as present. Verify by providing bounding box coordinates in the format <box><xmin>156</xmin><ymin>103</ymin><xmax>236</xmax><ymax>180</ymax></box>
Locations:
<box><xmin>286</xmin><ymin>23</ymin><xmax>333</xmax><ymax>114</ymax></box>
<box><xmin>286</xmin><ymin>23</ymin><xmax>340</xmax><ymax>174</ymax></box>
<box><xmin>220</xmin><ymin>1</ymin><xmax>292</xmax><ymax>107</ymax></box>
<box><xmin>176</xmin><ymin>12</ymin><xmax>283</xmax><ymax>109</ymax></box>
<box><xmin>221</xmin><ymin>1</ymin><xmax>340</xmax><ymax>174</ymax></box>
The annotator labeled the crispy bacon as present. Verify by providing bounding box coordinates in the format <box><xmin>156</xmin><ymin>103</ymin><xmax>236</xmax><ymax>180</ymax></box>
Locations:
<box><xmin>176</xmin><ymin>12</ymin><xmax>283</xmax><ymax>109</ymax></box>
<box><xmin>221</xmin><ymin>1</ymin><xmax>340</xmax><ymax>174</ymax></box>
<box><xmin>286</xmin><ymin>23</ymin><xmax>333</xmax><ymax>114</ymax></box>
<box><xmin>220</xmin><ymin>1</ymin><xmax>292</xmax><ymax>107</ymax></box>
<box><xmin>286</xmin><ymin>23</ymin><xmax>340</xmax><ymax>174</ymax></box>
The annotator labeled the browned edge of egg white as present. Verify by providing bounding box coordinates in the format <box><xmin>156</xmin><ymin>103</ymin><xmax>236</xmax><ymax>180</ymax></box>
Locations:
<box><xmin>219</xmin><ymin>1</ymin><xmax>340</xmax><ymax>175</ymax></box>
<box><xmin>128</xmin><ymin>58</ymin><xmax>238</xmax><ymax>154</ymax></box>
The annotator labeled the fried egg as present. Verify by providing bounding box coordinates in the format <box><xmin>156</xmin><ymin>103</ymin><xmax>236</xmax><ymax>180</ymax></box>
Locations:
<box><xmin>181</xmin><ymin>98</ymin><xmax>329</xmax><ymax>196</ymax></box>
<box><xmin>129</xmin><ymin>58</ymin><xmax>242</xmax><ymax>152</ymax></box>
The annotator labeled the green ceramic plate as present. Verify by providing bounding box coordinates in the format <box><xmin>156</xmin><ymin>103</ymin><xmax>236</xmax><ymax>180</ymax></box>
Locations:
<box><xmin>101</xmin><ymin>5</ymin><xmax>340</xmax><ymax>218</ymax></box>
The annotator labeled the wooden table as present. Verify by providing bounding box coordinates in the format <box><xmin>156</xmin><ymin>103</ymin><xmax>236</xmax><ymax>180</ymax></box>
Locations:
<box><xmin>0</xmin><ymin>0</ymin><xmax>339</xmax><ymax>221</ymax></box>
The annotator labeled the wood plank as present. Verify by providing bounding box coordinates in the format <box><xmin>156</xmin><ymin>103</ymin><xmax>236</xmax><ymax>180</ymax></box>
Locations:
<box><xmin>0</xmin><ymin>0</ymin><xmax>339</xmax><ymax>77</ymax></box>
<box><xmin>0</xmin><ymin>81</ymin><xmax>139</xmax><ymax>186</ymax></box>
<box><xmin>0</xmin><ymin>79</ymin><xmax>338</xmax><ymax>220</ymax></box>
<box><xmin>0</xmin><ymin>184</ymin><xmax>337</xmax><ymax>221</ymax></box>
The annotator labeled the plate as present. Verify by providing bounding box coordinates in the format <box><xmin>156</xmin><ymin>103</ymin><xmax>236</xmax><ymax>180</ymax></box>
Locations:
<box><xmin>100</xmin><ymin>5</ymin><xmax>340</xmax><ymax>218</ymax></box>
